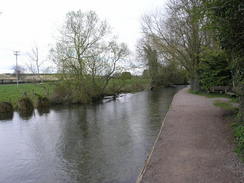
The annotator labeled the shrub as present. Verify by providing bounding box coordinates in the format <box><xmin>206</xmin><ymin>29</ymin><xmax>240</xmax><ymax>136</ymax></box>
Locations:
<box><xmin>37</xmin><ymin>96</ymin><xmax>50</xmax><ymax>109</ymax></box>
<box><xmin>120</xmin><ymin>72</ymin><xmax>132</xmax><ymax>80</ymax></box>
<box><xmin>199</xmin><ymin>49</ymin><xmax>232</xmax><ymax>91</ymax></box>
<box><xmin>50</xmin><ymin>82</ymin><xmax>72</xmax><ymax>104</ymax></box>
<box><xmin>0</xmin><ymin>102</ymin><xmax>14</xmax><ymax>120</ymax></box>
<box><xmin>0</xmin><ymin>102</ymin><xmax>13</xmax><ymax>113</ymax></box>
<box><xmin>17</xmin><ymin>97</ymin><xmax>34</xmax><ymax>114</ymax></box>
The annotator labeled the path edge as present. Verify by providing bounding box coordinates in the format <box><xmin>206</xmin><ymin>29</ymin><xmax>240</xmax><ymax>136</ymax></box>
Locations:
<box><xmin>135</xmin><ymin>87</ymin><xmax>184</xmax><ymax>183</ymax></box>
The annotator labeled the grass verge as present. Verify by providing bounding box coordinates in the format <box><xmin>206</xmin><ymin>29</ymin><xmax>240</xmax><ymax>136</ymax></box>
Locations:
<box><xmin>232</xmin><ymin>122</ymin><xmax>244</xmax><ymax>161</ymax></box>
<box><xmin>188</xmin><ymin>89</ymin><xmax>238</xmax><ymax>103</ymax></box>
<box><xmin>190</xmin><ymin>89</ymin><xmax>243</xmax><ymax>161</ymax></box>
<box><xmin>213</xmin><ymin>102</ymin><xmax>244</xmax><ymax>161</ymax></box>
<box><xmin>213</xmin><ymin>100</ymin><xmax>236</xmax><ymax>111</ymax></box>
<box><xmin>189</xmin><ymin>89</ymin><xmax>230</xmax><ymax>98</ymax></box>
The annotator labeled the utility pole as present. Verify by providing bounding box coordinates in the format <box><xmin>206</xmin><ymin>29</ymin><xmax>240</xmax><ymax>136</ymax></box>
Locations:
<box><xmin>14</xmin><ymin>51</ymin><xmax>20</xmax><ymax>87</ymax></box>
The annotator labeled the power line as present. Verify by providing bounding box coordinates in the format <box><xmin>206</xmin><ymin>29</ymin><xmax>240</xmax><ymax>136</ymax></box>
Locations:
<box><xmin>13</xmin><ymin>51</ymin><xmax>20</xmax><ymax>87</ymax></box>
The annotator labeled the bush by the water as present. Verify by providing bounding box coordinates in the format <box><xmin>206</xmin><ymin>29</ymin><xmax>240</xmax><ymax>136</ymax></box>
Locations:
<box><xmin>17</xmin><ymin>97</ymin><xmax>34</xmax><ymax>114</ymax></box>
<box><xmin>50</xmin><ymin>78</ymin><xmax>150</xmax><ymax>104</ymax></box>
<box><xmin>37</xmin><ymin>96</ymin><xmax>50</xmax><ymax>108</ymax></box>
<box><xmin>0</xmin><ymin>102</ymin><xmax>13</xmax><ymax>113</ymax></box>
<box><xmin>0</xmin><ymin>102</ymin><xmax>14</xmax><ymax>120</ymax></box>
<box><xmin>105</xmin><ymin>78</ymin><xmax>150</xmax><ymax>95</ymax></box>
<box><xmin>50</xmin><ymin>83</ymin><xmax>72</xmax><ymax>104</ymax></box>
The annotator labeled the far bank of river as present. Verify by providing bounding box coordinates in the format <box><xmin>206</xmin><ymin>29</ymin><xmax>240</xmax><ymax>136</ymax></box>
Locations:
<box><xmin>0</xmin><ymin>86</ymin><xmax>184</xmax><ymax>183</ymax></box>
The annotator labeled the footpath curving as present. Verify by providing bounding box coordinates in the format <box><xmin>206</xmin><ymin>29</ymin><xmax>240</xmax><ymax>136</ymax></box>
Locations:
<box><xmin>137</xmin><ymin>87</ymin><xmax>244</xmax><ymax>183</ymax></box>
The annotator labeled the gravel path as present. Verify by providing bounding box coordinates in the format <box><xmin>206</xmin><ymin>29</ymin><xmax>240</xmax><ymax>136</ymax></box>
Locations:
<box><xmin>138</xmin><ymin>87</ymin><xmax>244</xmax><ymax>183</ymax></box>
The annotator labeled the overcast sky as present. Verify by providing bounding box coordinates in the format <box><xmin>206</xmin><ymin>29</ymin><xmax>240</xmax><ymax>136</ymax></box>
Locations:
<box><xmin>0</xmin><ymin>0</ymin><xmax>167</xmax><ymax>73</ymax></box>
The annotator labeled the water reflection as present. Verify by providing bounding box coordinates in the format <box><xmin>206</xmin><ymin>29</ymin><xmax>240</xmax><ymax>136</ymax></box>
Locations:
<box><xmin>18</xmin><ymin>109</ymin><xmax>34</xmax><ymax>120</ymax></box>
<box><xmin>37</xmin><ymin>107</ymin><xmax>50</xmax><ymax>116</ymax></box>
<box><xmin>0</xmin><ymin>87</ymin><xmax>182</xmax><ymax>183</ymax></box>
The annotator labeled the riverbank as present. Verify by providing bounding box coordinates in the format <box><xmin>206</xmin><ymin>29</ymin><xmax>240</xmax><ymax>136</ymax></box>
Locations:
<box><xmin>0</xmin><ymin>79</ymin><xmax>152</xmax><ymax>120</ymax></box>
<box><xmin>0</xmin><ymin>78</ymin><xmax>150</xmax><ymax>106</ymax></box>
<box><xmin>137</xmin><ymin>87</ymin><xmax>244</xmax><ymax>183</ymax></box>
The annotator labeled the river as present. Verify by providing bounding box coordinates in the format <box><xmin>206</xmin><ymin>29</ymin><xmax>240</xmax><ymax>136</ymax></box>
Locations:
<box><xmin>0</xmin><ymin>87</ymin><xmax>181</xmax><ymax>183</ymax></box>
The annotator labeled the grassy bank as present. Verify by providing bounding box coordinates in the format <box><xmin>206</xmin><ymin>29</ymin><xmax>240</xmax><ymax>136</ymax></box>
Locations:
<box><xmin>0</xmin><ymin>83</ymin><xmax>54</xmax><ymax>106</ymax></box>
<box><xmin>190</xmin><ymin>89</ymin><xmax>243</xmax><ymax>161</ymax></box>
<box><xmin>0</xmin><ymin>78</ymin><xmax>150</xmax><ymax>106</ymax></box>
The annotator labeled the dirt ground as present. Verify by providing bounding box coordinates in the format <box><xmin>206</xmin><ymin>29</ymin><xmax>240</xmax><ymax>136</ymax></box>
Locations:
<box><xmin>138</xmin><ymin>87</ymin><xmax>244</xmax><ymax>183</ymax></box>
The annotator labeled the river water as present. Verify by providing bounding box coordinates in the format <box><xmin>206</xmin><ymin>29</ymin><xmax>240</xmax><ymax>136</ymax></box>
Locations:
<box><xmin>0</xmin><ymin>87</ymin><xmax>181</xmax><ymax>183</ymax></box>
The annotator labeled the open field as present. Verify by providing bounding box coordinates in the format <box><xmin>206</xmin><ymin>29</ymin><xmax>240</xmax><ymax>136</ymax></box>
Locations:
<box><xmin>0</xmin><ymin>74</ymin><xmax>58</xmax><ymax>84</ymax></box>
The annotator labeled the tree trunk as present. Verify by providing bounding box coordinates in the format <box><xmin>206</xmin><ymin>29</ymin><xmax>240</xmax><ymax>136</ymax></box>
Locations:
<box><xmin>190</xmin><ymin>74</ymin><xmax>200</xmax><ymax>92</ymax></box>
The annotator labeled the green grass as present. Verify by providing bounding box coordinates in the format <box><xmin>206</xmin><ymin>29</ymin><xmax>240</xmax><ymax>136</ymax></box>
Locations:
<box><xmin>232</xmin><ymin>122</ymin><xmax>244</xmax><ymax>161</ymax></box>
<box><xmin>0</xmin><ymin>83</ymin><xmax>54</xmax><ymax>105</ymax></box>
<box><xmin>189</xmin><ymin>89</ymin><xmax>230</xmax><ymax>98</ymax></box>
<box><xmin>190</xmin><ymin>88</ymin><xmax>243</xmax><ymax>160</ymax></box>
<box><xmin>213</xmin><ymin>100</ymin><xmax>236</xmax><ymax>111</ymax></box>
<box><xmin>213</xmin><ymin>100</ymin><xmax>243</xmax><ymax>160</ymax></box>
<box><xmin>189</xmin><ymin>89</ymin><xmax>238</xmax><ymax>102</ymax></box>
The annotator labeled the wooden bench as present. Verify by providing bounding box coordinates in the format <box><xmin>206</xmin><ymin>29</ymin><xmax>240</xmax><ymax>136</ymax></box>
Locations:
<box><xmin>210</xmin><ymin>86</ymin><xmax>231</xmax><ymax>94</ymax></box>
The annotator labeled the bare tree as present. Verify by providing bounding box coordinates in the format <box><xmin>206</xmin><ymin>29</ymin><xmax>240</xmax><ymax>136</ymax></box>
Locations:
<box><xmin>50</xmin><ymin>10</ymin><xmax>129</xmax><ymax>99</ymax></box>
<box><xmin>27</xmin><ymin>46</ymin><xmax>55</xmax><ymax>82</ymax></box>
<box><xmin>141</xmin><ymin>0</ymin><xmax>208</xmax><ymax>91</ymax></box>
<box><xmin>27</xmin><ymin>46</ymin><xmax>44</xmax><ymax>81</ymax></box>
